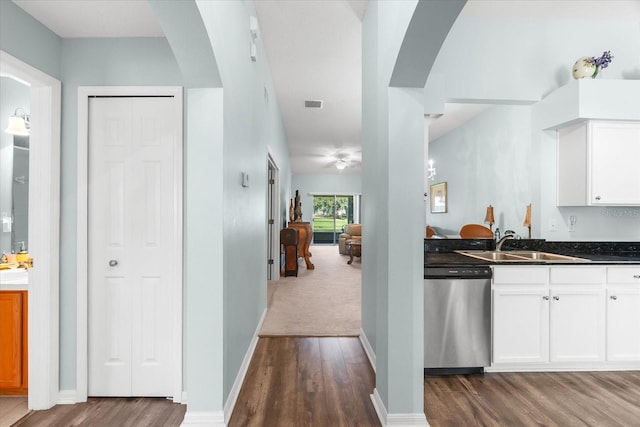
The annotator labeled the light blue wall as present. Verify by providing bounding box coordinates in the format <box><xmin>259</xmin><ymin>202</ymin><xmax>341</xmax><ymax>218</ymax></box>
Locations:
<box><xmin>0</xmin><ymin>78</ymin><xmax>30</xmax><ymax>254</ymax></box>
<box><xmin>2</xmin><ymin>0</ymin><xmax>291</xmax><ymax>412</ymax></box>
<box><xmin>426</xmin><ymin>17</ymin><xmax>640</xmax><ymax>105</ymax></box>
<box><xmin>59</xmin><ymin>38</ymin><xmax>183</xmax><ymax>390</ymax></box>
<box><xmin>362</xmin><ymin>0</ymin><xmax>437</xmax><ymax>417</ymax></box>
<box><xmin>428</xmin><ymin>105</ymin><xmax>536</xmax><ymax>237</ymax></box>
<box><xmin>194</xmin><ymin>0</ymin><xmax>291</xmax><ymax>405</ymax></box>
<box><xmin>291</xmin><ymin>174</ymin><xmax>362</xmax><ymax>226</ymax></box>
<box><xmin>0</xmin><ymin>1</ymin><xmax>62</xmax><ymax>79</ymax></box>
<box><xmin>426</xmin><ymin>13</ymin><xmax>640</xmax><ymax>242</ymax></box>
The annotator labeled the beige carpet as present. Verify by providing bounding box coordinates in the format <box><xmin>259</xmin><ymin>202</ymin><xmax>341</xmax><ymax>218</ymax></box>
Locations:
<box><xmin>260</xmin><ymin>244</ymin><xmax>361</xmax><ymax>336</ymax></box>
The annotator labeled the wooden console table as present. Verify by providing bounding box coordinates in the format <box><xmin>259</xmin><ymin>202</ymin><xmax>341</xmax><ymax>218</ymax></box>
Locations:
<box><xmin>287</xmin><ymin>222</ymin><xmax>315</xmax><ymax>270</ymax></box>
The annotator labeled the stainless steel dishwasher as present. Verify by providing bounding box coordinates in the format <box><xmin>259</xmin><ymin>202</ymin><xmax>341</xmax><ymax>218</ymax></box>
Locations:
<box><xmin>424</xmin><ymin>266</ymin><xmax>491</xmax><ymax>374</ymax></box>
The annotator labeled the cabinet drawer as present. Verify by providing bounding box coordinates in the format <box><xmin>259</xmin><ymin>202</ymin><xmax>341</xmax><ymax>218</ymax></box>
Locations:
<box><xmin>493</xmin><ymin>266</ymin><xmax>548</xmax><ymax>285</ymax></box>
<box><xmin>550</xmin><ymin>267</ymin><xmax>605</xmax><ymax>284</ymax></box>
<box><xmin>607</xmin><ymin>267</ymin><xmax>640</xmax><ymax>285</ymax></box>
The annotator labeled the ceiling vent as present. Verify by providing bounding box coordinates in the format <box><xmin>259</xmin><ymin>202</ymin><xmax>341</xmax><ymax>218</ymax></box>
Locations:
<box><xmin>304</xmin><ymin>100</ymin><xmax>323</xmax><ymax>109</ymax></box>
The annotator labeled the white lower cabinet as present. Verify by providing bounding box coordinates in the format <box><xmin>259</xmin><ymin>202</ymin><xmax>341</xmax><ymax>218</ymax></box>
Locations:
<box><xmin>493</xmin><ymin>287</ymin><xmax>548</xmax><ymax>364</ymax></box>
<box><xmin>549</xmin><ymin>287</ymin><xmax>605</xmax><ymax>363</ymax></box>
<box><xmin>492</xmin><ymin>265</ymin><xmax>615</xmax><ymax>370</ymax></box>
<box><xmin>492</xmin><ymin>266</ymin><xmax>549</xmax><ymax>366</ymax></box>
<box><xmin>606</xmin><ymin>267</ymin><xmax>640</xmax><ymax>362</ymax></box>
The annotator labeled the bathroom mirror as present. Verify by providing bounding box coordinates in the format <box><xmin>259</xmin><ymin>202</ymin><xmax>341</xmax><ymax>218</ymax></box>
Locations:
<box><xmin>1</xmin><ymin>76</ymin><xmax>30</xmax><ymax>255</ymax></box>
<box><xmin>11</xmin><ymin>136</ymin><xmax>29</xmax><ymax>252</ymax></box>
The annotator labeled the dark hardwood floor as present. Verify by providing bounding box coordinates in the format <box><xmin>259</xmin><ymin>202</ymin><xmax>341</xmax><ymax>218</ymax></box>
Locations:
<box><xmin>228</xmin><ymin>337</ymin><xmax>380</xmax><ymax>427</ymax></box>
<box><xmin>11</xmin><ymin>338</ymin><xmax>640</xmax><ymax>426</ymax></box>
<box><xmin>424</xmin><ymin>370</ymin><xmax>640</xmax><ymax>427</ymax></box>
<box><xmin>12</xmin><ymin>397</ymin><xmax>185</xmax><ymax>427</ymax></box>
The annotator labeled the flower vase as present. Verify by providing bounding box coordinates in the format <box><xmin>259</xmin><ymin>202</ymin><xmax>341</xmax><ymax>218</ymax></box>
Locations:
<box><xmin>572</xmin><ymin>56</ymin><xmax>596</xmax><ymax>79</ymax></box>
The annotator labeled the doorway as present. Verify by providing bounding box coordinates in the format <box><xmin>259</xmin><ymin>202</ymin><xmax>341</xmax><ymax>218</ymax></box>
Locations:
<box><xmin>76</xmin><ymin>87</ymin><xmax>183</xmax><ymax>402</ymax></box>
<box><xmin>266</xmin><ymin>156</ymin><xmax>279</xmax><ymax>281</ymax></box>
<box><xmin>0</xmin><ymin>50</ymin><xmax>61</xmax><ymax>410</ymax></box>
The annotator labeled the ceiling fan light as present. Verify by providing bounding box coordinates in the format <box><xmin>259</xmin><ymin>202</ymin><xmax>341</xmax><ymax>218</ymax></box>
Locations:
<box><xmin>335</xmin><ymin>159</ymin><xmax>347</xmax><ymax>170</ymax></box>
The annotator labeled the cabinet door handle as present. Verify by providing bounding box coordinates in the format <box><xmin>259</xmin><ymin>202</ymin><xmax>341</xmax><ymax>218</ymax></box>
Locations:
<box><xmin>610</xmin><ymin>295</ymin><xmax>617</xmax><ymax>300</ymax></box>
<box><xmin>542</xmin><ymin>296</ymin><xmax>550</xmax><ymax>301</ymax></box>
<box><xmin>633</xmin><ymin>275</ymin><xmax>640</xmax><ymax>279</ymax></box>
<box><xmin>553</xmin><ymin>296</ymin><xmax>560</xmax><ymax>301</ymax></box>
<box><xmin>108</xmin><ymin>260</ymin><xmax>118</xmax><ymax>267</ymax></box>
<box><xmin>594</xmin><ymin>195</ymin><xmax>601</xmax><ymax>201</ymax></box>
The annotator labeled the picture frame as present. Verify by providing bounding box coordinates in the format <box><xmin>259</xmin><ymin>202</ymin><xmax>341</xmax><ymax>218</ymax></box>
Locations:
<box><xmin>430</xmin><ymin>182</ymin><xmax>447</xmax><ymax>213</ymax></box>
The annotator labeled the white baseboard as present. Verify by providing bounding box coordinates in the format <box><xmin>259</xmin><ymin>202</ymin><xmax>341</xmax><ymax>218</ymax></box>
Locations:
<box><xmin>180</xmin><ymin>411</ymin><xmax>225</xmax><ymax>426</ymax></box>
<box><xmin>57</xmin><ymin>389</ymin><xmax>77</xmax><ymax>405</ymax></box>
<box><xmin>223</xmin><ymin>308</ymin><xmax>267</xmax><ymax>424</ymax></box>
<box><xmin>371</xmin><ymin>388</ymin><xmax>429</xmax><ymax>427</ymax></box>
<box><xmin>370</xmin><ymin>389</ymin><xmax>387</xmax><ymax>425</ymax></box>
<box><xmin>359</xmin><ymin>328</ymin><xmax>376</xmax><ymax>373</ymax></box>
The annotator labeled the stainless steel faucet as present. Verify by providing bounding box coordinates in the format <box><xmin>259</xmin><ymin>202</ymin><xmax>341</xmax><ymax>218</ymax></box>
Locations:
<box><xmin>496</xmin><ymin>234</ymin><xmax>515</xmax><ymax>251</ymax></box>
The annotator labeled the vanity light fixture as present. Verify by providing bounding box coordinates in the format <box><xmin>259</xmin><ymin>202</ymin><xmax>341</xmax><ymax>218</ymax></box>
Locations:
<box><xmin>5</xmin><ymin>108</ymin><xmax>30</xmax><ymax>136</ymax></box>
<box><xmin>427</xmin><ymin>159</ymin><xmax>436</xmax><ymax>181</ymax></box>
<box><xmin>335</xmin><ymin>159</ymin><xmax>347</xmax><ymax>170</ymax></box>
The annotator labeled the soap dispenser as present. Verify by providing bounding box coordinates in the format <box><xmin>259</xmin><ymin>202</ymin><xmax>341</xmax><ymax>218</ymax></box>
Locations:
<box><xmin>494</xmin><ymin>227</ymin><xmax>501</xmax><ymax>240</ymax></box>
<box><xmin>16</xmin><ymin>241</ymin><xmax>28</xmax><ymax>263</ymax></box>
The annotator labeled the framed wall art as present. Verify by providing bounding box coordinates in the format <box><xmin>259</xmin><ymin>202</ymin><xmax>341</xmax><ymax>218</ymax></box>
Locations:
<box><xmin>430</xmin><ymin>182</ymin><xmax>447</xmax><ymax>213</ymax></box>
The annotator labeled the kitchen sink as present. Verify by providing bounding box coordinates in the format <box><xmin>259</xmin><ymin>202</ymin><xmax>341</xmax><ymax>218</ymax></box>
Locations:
<box><xmin>455</xmin><ymin>250</ymin><xmax>591</xmax><ymax>263</ymax></box>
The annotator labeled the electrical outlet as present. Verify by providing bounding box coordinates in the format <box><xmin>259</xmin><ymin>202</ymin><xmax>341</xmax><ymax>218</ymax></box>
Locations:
<box><xmin>549</xmin><ymin>219</ymin><xmax>557</xmax><ymax>232</ymax></box>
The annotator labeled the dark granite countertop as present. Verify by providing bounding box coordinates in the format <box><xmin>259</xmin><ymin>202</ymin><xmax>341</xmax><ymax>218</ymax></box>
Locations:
<box><xmin>425</xmin><ymin>239</ymin><xmax>640</xmax><ymax>267</ymax></box>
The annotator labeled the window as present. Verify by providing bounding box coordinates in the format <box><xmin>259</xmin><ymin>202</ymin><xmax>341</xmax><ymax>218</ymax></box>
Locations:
<box><xmin>311</xmin><ymin>194</ymin><xmax>360</xmax><ymax>244</ymax></box>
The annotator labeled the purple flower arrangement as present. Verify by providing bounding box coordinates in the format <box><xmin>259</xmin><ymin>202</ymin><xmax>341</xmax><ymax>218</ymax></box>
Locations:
<box><xmin>591</xmin><ymin>50</ymin><xmax>613</xmax><ymax>78</ymax></box>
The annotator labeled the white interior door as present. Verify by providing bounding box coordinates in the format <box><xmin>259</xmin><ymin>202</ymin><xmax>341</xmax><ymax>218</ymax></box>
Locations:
<box><xmin>88</xmin><ymin>96</ymin><xmax>178</xmax><ymax>397</ymax></box>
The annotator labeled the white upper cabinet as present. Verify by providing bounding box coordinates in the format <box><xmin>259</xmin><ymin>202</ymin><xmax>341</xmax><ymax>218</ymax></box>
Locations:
<box><xmin>557</xmin><ymin>120</ymin><xmax>640</xmax><ymax>206</ymax></box>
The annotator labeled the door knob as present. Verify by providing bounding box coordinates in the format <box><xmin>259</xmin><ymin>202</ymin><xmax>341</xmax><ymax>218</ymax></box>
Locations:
<box><xmin>553</xmin><ymin>296</ymin><xmax>560</xmax><ymax>301</ymax></box>
<box><xmin>542</xmin><ymin>296</ymin><xmax>549</xmax><ymax>301</ymax></box>
<box><xmin>108</xmin><ymin>260</ymin><xmax>118</xmax><ymax>267</ymax></box>
<box><xmin>610</xmin><ymin>295</ymin><xmax>617</xmax><ymax>300</ymax></box>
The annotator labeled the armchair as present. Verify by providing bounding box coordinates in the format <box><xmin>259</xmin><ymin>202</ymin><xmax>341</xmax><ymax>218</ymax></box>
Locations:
<box><xmin>338</xmin><ymin>223</ymin><xmax>362</xmax><ymax>255</ymax></box>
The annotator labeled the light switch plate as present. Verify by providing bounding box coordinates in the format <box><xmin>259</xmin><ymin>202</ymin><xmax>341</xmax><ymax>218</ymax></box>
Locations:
<box><xmin>242</xmin><ymin>172</ymin><xmax>250</xmax><ymax>187</ymax></box>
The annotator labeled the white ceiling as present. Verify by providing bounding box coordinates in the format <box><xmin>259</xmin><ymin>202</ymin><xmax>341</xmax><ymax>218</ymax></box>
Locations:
<box><xmin>13</xmin><ymin>0</ymin><xmax>164</xmax><ymax>38</ymax></box>
<box><xmin>11</xmin><ymin>0</ymin><xmax>640</xmax><ymax>175</ymax></box>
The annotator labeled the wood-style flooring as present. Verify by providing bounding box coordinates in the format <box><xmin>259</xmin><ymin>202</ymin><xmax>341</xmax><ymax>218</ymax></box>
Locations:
<box><xmin>8</xmin><ymin>338</ymin><xmax>640</xmax><ymax>426</ymax></box>
<box><xmin>424</xmin><ymin>370</ymin><xmax>640</xmax><ymax>427</ymax></box>
<box><xmin>0</xmin><ymin>396</ymin><xmax>29</xmax><ymax>427</ymax></box>
<box><xmin>229</xmin><ymin>337</ymin><xmax>380</xmax><ymax>427</ymax></box>
<box><xmin>10</xmin><ymin>397</ymin><xmax>185</xmax><ymax>427</ymax></box>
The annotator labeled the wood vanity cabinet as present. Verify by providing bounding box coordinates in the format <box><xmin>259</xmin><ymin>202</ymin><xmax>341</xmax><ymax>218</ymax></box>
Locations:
<box><xmin>0</xmin><ymin>291</ymin><xmax>28</xmax><ymax>394</ymax></box>
<box><xmin>557</xmin><ymin>121</ymin><xmax>640</xmax><ymax>206</ymax></box>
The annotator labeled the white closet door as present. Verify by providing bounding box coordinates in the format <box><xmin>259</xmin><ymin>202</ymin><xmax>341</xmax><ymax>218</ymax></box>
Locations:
<box><xmin>88</xmin><ymin>97</ymin><xmax>177</xmax><ymax>396</ymax></box>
